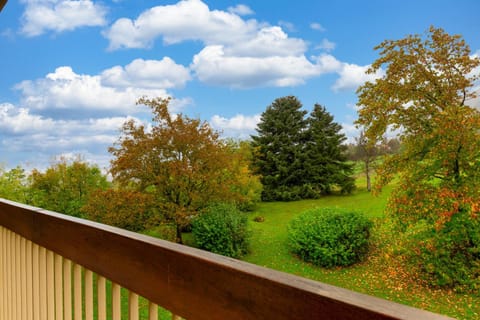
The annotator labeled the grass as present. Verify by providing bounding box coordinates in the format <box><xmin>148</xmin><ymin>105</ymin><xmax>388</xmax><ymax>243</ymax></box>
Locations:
<box><xmin>241</xmin><ymin>184</ymin><xmax>480</xmax><ymax>319</ymax></box>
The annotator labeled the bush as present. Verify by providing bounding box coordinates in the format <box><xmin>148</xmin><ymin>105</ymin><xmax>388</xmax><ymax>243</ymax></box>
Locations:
<box><xmin>288</xmin><ymin>207</ymin><xmax>372</xmax><ymax>267</ymax></box>
<box><xmin>192</xmin><ymin>203</ymin><xmax>250</xmax><ymax>258</ymax></box>
<box><xmin>387</xmin><ymin>183</ymin><xmax>480</xmax><ymax>292</ymax></box>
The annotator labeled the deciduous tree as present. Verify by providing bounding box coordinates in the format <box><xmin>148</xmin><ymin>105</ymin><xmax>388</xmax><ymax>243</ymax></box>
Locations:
<box><xmin>356</xmin><ymin>26</ymin><xmax>480</xmax><ymax>290</ymax></box>
<box><xmin>109</xmin><ymin>97</ymin><xmax>258</xmax><ymax>243</ymax></box>
<box><xmin>29</xmin><ymin>157</ymin><xmax>110</xmax><ymax>217</ymax></box>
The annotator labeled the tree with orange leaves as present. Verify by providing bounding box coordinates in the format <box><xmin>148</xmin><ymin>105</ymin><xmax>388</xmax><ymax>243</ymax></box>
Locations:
<box><xmin>356</xmin><ymin>27</ymin><xmax>480</xmax><ymax>290</ymax></box>
<box><xmin>109</xmin><ymin>97</ymin><xmax>259</xmax><ymax>243</ymax></box>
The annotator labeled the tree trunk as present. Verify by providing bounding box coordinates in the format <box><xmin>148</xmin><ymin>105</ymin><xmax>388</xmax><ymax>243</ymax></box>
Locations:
<box><xmin>175</xmin><ymin>224</ymin><xmax>183</xmax><ymax>244</ymax></box>
<box><xmin>365</xmin><ymin>160</ymin><xmax>371</xmax><ymax>192</ymax></box>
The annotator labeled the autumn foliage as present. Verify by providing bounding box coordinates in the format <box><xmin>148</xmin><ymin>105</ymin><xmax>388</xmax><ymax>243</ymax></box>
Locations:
<box><xmin>109</xmin><ymin>97</ymin><xmax>261</xmax><ymax>243</ymax></box>
<box><xmin>356</xmin><ymin>26</ymin><xmax>480</xmax><ymax>290</ymax></box>
<box><xmin>82</xmin><ymin>189</ymin><xmax>157</xmax><ymax>232</ymax></box>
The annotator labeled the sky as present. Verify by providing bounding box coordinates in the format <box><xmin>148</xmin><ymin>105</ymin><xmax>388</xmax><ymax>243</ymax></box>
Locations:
<box><xmin>0</xmin><ymin>0</ymin><xmax>479</xmax><ymax>171</ymax></box>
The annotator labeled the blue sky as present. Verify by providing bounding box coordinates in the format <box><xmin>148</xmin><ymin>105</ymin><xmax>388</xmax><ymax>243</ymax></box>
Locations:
<box><xmin>0</xmin><ymin>0</ymin><xmax>479</xmax><ymax>171</ymax></box>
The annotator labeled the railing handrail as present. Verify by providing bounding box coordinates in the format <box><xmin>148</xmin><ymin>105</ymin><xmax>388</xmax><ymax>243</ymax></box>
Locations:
<box><xmin>0</xmin><ymin>0</ymin><xmax>7</xmax><ymax>12</ymax></box>
<box><xmin>0</xmin><ymin>198</ymin><xmax>453</xmax><ymax>320</ymax></box>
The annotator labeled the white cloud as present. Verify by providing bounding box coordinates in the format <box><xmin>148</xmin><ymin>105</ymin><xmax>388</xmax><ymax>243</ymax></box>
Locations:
<box><xmin>310</xmin><ymin>22</ymin><xmax>325</xmax><ymax>32</ymax></box>
<box><xmin>101</xmin><ymin>58</ymin><xmax>191</xmax><ymax>89</ymax></box>
<box><xmin>225</xmin><ymin>26</ymin><xmax>306</xmax><ymax>57</ymax></box>
<box><xmin>227</xmin><ymin>4</ymin><xmax>253</xmax><ymax>16</ymax></box>
<box><xmin>211</xmin><ymin>114</ymin><xmax>261</xmax><ymax>138</ymax></box>
<box><xmin>191</xmin><ymin>45</ymin><xmax>326</xmax><ymax>88</ymax></box>
<box><xmin>0</xmin><ymin>103</ymin><xmax>131</xmax><ymax>165</ymax></box>
<box><xmin>332</xmin><ymin>63</ymin><xmax>385</xmax><ymax>92</ymax></box>
<box><xmin>315</xmin><ymin>38</ymin><xmax>336</xmax><ymax>51</ymax></box>
<box><xmin>15</xmin><ymin>59</ymin><xmax>191</xmax><ymax>116</ymax></box>
<box><xmin>104</xmin><ymin>0</ymin><xmax>259</xmax><ymax>50</ymax></box>
<box><xmin>20</xmin><ymin>0</ymin><xmax>107</xmax><ymax>36</ymax></box>
<box><xmin>340</xmin><ymin>122</ymin><xmax>360</xmax><ymax>143</ymax></box>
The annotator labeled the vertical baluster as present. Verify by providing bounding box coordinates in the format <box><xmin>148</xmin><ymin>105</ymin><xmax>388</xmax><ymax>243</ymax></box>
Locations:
<box><xmin>112</xmin><ymin>283</ymin><xmax>121</xmax><ymax>320</ymax></box>
<box><xmin>8</xmin><ymin>231</ymin><xmax>15</xmax><ymax>319</ymax></box>
<box><xmin>73</xmin><ymin>263</ymin><xmax>82</xmax><ymax>320</ymax></box>
<box><xmin>5</xmin><ymin>231</ymin><xmax>12</xmax><ymax>319</ymax></box>
<box><xmin>47</xmin><ymin>250</ymin><xmax>55</xmax><ymax>320</ymax></box>
<box><xmin>63</xmin><ymin>259</ymin><xmax>72</xmax><ymax>320</ymax></box>
<box><xmin>21</xmin><ymin>237</ymin><xmax>27</xmax><ymax>320</ymax></box>
<box><xmin>15</xmin><ymin>234</ymin><xmax>20</xmax><ymax>320</ymax></box>
<box><xmin>129</xmin><ymin>291</ymin><xmax>139</xmax><ymax>320</ymax></box>
<box><xmin>148</xmin><ymin>302</ymin><xmax>158</xmax><ymax>320</ymax></box>
<box><xmin>26</xmin><ymin>240</ymin><xmax>33</xmax><ymax>320</ymax></box>
<box><xmin>0</xmin><ymin>228</ymin><xmax>5</xmax><ymax>320</ymax></box>
<box><xmin>55</xmin><ymin>254</ymin><xmax>64</xmax><ymax>320</ymax></box>
<box><xmin>97</xmin><ymin>276</ymin><xmax>107</xmax><ymax>320</ymax></box>
<box><xmin>32</xmin><ymin>243</ymin><xmax>40</xmax><ymax>320</ymax></box>
<box><xmin>85</xmin><ymin>269</ymin><xmax>94</xmax><ymax>320</ymax></box>
<box><xmin>39</xmin><ymin>246</ymin><xmax>47</xmax><ymax>320</ymax></box>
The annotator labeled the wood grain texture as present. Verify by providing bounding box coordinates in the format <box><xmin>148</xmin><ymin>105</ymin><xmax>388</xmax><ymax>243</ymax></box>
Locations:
<box><xmin>0</xmin><ymin>199</ymin><xmax>453</xmax><ymax>320</ymax></box>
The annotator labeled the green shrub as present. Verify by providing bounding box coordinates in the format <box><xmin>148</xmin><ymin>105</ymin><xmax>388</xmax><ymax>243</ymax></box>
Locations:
<box><xmin>192</xmin><ymin>203</ymin><xmax>250</xmax><ymax>258</ymax></box>
<box><xmin>387</xmin><ymin>183</ymin><xmax>480</xmax><ymax>292</ymax></box>
<box><xmin>288</xmin><ymin>207</ymin><xmax>372</xmax><ymax>267</ymax></box>
<box><xmin>398</xmin><ymin>212</ymin><xmax>480</xmax><ymax>291</ymax></box>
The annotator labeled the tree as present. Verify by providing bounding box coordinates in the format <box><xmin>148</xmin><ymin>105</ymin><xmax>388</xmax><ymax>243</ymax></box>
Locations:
<box><xmin>109</xmin><ymin>97</ymin><xmax>257</xmax><ymax>243</ymax></box>
<box><xmin>82</xmin><ymin>189</ymin><xmax>157</xmax><ymax>232</ymax></box>
<box><xmin>0</xmin><ymin>166</ymin><xmax>29</xmax><ymax>203</ymax></box>
<box><xmin>251</xmin><ymin>96</ymin><xmax>307</xmax><ymax>201</ymax></box>
<box><xmin>29</xmin><ymin>157</ymin><xmax>110</xmax><ymax>217</ymax></box>
<box><xmin>252</xmin><ymin>97</ymin><xmax>355</xmax><ymax>200</ymax></box>
<box><xmin>303</xmin><ymin>104</ymin><xmax>355</xmax><ymax>195</ymax></box>
<box><xmin>357</xmin><ymin>26</ymin><xmax>480</xmax><ymax>191</ymax></box>
<box><xmin>356</xmin><ymin>26</ymin><xmax>480</xmax><ymax>290</ymax></box>
<box><xmin>225</xmin><ymin>140</ymin><xmax>263</xmax><ymax>211</ymax></box>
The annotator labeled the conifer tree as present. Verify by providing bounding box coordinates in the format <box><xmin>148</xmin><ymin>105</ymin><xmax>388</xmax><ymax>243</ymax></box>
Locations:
<box><xmin>251</xmin><ymin>96</ymin><xmax>307</xmax><ymax>201</ymax></box>
<box><xmin>303</xmin><ymin>104</ymin><xmax>355</xmax><ymax>195</ymax></box>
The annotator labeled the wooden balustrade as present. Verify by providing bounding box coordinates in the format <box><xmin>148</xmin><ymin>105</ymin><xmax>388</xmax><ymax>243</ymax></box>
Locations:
<box><xmin>0</xmin><ymin>198</ymin><xmax>453</xmax><ymax>320</ymax></box>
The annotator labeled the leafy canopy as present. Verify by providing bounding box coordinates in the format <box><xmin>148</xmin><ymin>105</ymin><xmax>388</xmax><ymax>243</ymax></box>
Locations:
<box><xmin>356</xmin><ymin>26</ymin><xmax>480</xmax><ymax>290</ymax></box>
<box><xmin>109</xmin><ymin>97</ymin><xmax>260</xmax><ymax>243</ymax></box>
<box><xmin>356</xmin><ymin>26</ymin><xmax>480</xmax><ymax>191</ymax></box>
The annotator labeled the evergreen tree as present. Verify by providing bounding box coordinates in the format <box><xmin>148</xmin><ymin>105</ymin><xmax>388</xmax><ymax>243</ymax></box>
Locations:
<box><xmin>251</xmin><ymin>96</ymin><xmax>307</xmax><ymax>201</ymax></box>
<box><xmin>304</xmin><ymin>104</ymin><xmax>355</xmax><ymax>195</ymax></box>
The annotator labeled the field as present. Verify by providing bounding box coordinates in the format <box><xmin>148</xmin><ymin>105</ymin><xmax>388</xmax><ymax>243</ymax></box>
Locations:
<box><xmin>242</xmin><ymin>183</ymin><xmax>480</xmax><ymax>319</ymax></box>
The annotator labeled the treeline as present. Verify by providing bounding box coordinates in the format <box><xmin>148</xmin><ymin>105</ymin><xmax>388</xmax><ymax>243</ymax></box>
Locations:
<box><xmin>0</xmin><ymin>95</ymin><xmax>357</xmax><ymax>243</ymax></box>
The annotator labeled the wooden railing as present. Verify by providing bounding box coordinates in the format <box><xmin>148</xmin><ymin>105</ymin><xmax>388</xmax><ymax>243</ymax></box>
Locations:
<box><xmin>0</xmin><ymin>198</ymin><xmax>453</xmax><ymax>320</ymax></box>
<box><xmin>0</xmin><ymin>0</ymin><xmax>7</xmax><ymax>12</ymax></box>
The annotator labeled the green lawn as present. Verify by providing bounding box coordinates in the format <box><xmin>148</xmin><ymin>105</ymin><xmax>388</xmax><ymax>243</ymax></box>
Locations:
<box><xmin>242</xmin><ymin>184</ymin><xmax>480</xmax><ymax>319</ymax></box>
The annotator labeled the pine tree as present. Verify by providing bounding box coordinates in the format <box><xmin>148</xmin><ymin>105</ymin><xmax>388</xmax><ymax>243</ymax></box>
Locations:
<box><xmin>302</xmin><ymin>104</ymin><xmax>354</xmax><ymax>195</ymax></box>
<box><xmin>251</xmin><ymin>96</ymin><xmax>307</xmax><ymax>201</ymax></box>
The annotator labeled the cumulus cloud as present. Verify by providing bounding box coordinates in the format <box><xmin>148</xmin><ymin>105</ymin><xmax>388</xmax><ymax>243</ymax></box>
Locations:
<box><xmin>104</xmin><ymin>0</ymin><xmax>375</xmax><ymax>90</ymax></box>
<box><xmin>227</xmin><ymin>4</ymin><xmax>253</xmax><ymax>16</ymax></box>
<box><xmin>191</xmin><ymin>46</ymin><xmax>327</xmax><ymax>88</ymax></box>
<box><xmin>0</xmin><ymin>102</ymin><xmax>135</xmax><ymax>168</ymax></box>
<box><xmin>225</xmin><ymin>26</ymin><xmax>306</xmax><ymax>57</ymax></box>
<box><xmin>101</xmin><ymin>58</ymin><xmax>191</xmax><ymax>89</ymax></box>
<box><xmin>104</xmin><ymin>0</ymin><xmax>259</xmax><ymax>50</ymax></box>
<box><xmin>20</xmin><ymin>0</ymin><xmax>107</xmax><ymax>36</ymax></box>
<box><xmin>332</xmin><ymin>63</ymin><xmax>385</xmax><ymax>92</ymax></box>
<box><xmin>15</xmin><ymin>58</ymin><xmax>190</xmax><ymax>116</ymax></box>
<box><xmin>210</xmin><ymin>114</ymin><xmax>261</xmax><ymax>138</ymax></box>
